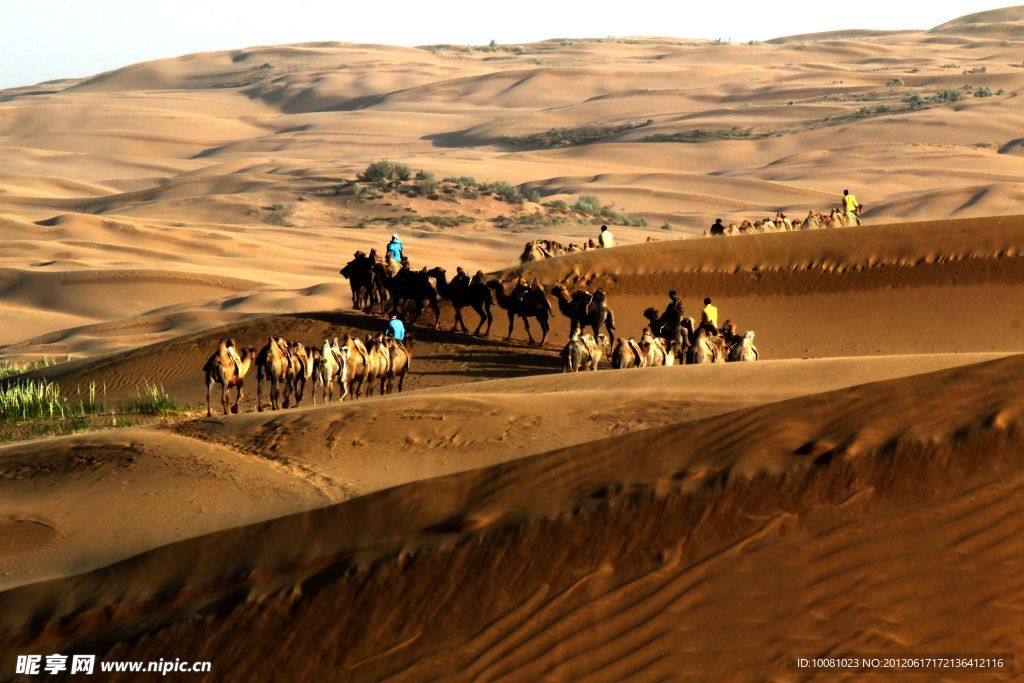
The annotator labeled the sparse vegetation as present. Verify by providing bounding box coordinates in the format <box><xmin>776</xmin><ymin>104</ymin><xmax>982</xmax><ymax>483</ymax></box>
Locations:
<box><xmin>482</xmin><ymin>180</ymin><xmax>523</xmax><ymax>203</ymax></box>
<box><xmin>660</xmin><ymin>222</ymin><xmax>673</xmax><ymax>231</ymax></box>
<box><xmin>642</xmin><ymin>127</ymin><xmax>759</xmax><ymax>143</ymax></box>
<box><xmin>118</xmin><ymin>381</ymin><xmax>181</xmax><ymax>415</ymax></box>
<box><xmin>361</xmin><ymin>160</ymin><xmax>412</xmax><ymax>183</ymax></box>
<box><xmin>0</xmin><ymin>356</ymin><xmax>67</xmax><ymax>381</ymax></box>
<box><xmin>974</xmin><ymin>86</ymin><xmax>993</xmax><ymax>97</ymax></box>
<box><xmin>932</xmin><ymin>88</ymin><xmax>964</xmax><ymax>103</ymax></box>
<box><xmin>964</xmin><ymin>66</ymin><xmax>987</xmax><ymax>74</ymax></box>
<box><xmin>941</xmin><ymin>63</ymin><xmax>960</xmax><ymax>69</ymax></box>
<box><xmin>501</xmin><ymin>120</ymin><xmax>654</xmax><ymax>149</ymax></box>
<box><xmin>574</xmin><ymin>195</ymin><xmax>601</xmax><ymax>214</ymax></box>
<box><xmin>416</xmin><ymin>170</ymin><xmax>438</xmax><ymax>195</ymax></box>
<box><xmin>886</xmin><ymin>78</ymin><xmax>905</xmax><ymax>87</ymax></box>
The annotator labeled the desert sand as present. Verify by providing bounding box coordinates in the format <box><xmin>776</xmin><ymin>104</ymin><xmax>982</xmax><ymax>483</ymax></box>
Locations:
<box><xmin>1</xmin><ymin>6</ymin><xmax>1024</xmax><ymax>681</ymax></box>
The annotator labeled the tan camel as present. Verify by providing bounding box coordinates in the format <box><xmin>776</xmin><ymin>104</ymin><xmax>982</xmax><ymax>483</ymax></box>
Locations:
<box><xmin>203</xmin><ymin>339</ymin><xmax>256</xmax><ymax>416</ymax></box>
<box><xmin>639</xmin><ymin>328</ymin><xmax>672</xmax><ymax>367</ymax></box>
<box><xmin>686</xmin><ymin>328</ymin><xmax>721</xmax><ymax>365</ymax></box>
<box><xmin>340</xmin><ymin>335</ymin><xmax>369</xmax><ymax>399</ymax></box>
<box><xmin>313</xmin><ymin>339</ymin><xmax>351</xmax><ymax>404</ymax></box>
<box><xmin>561</xmin><ymin>332</ymin><xmax>609</xmax><ymax>372</ymax></box>
<box><xmin>610</xmin><ymin>336</ymin><xmax>645</xmax><ymax>369</ymax></box>
<box><xmin>385</xmin><ymin>337</ymin><xmax>412</xmax><ymax>394</ymax></box>
<box><xmin>362</xmin><ymin>335</ymin><xmax>391</xmax><ymax>397</ymax></box>
<box><xmin>727</xmin><ymin>330</ymin><xmax>759</xmax><ymax>362</ymax></box>
<box><xmin>256</xmin><ymin>336</ymin><xmax>294</xmax><ymax>411</ymax></box>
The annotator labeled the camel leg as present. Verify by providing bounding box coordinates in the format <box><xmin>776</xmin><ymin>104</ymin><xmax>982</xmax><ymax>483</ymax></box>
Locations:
<box><xmin>257</xmin><ymin>377</ymin><xmax>264</xmax><ymax>412</ymax></box>
<box><xmin>539</xmin><ymin>316</ymin><xmax>549</xmax><ymax>346</ymax></box>
<box><xmin>522</xmin><ymin>316</ymin><xmax>536</xmax><ymax>345</ymax></box>
<box><xmin>471</xmin><ymin>303</ymin><xmax>485</xmax><ymax>335</ymax></box>
<box><xmin>430</xmin><ymin>297</ymin><xmax>441</xmax><ymax>330</ymax></box>
<box><xmin>505</xmin><ymin>311</ymin><xmax>516</xmax><ymax>342</ymax></box>
<box><xmin>233</xmin><ymin>382</ymin><xmax>243</xmax><ymax>414</ymax></box>
<box><xmin>206</xmin><ymin>379</ymin><xmax>213</xmax><ymax>417</ymax></box>
<box><xmin>484</xmin><ymin>304</ymin><xmax>493</xmax><ymax>336</ymax></box>
<box><xmin>453</xmin><ymin>307</ymin><xmax>468</xmax><ymax>334</ymax></box>
<box><xmin>221</xmin><ymin>383</ymin><xmax>229</xmax><ymax>416</ymax></box>
<box><xmin>397</xmin><ymin>370</ymin><xmax>406</xmax><ymax>393</ymax></box>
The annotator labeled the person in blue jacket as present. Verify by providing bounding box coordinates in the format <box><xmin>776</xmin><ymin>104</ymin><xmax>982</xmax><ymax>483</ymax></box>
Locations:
<box><xmin>386</xmin><ymin>233</ymin><xmax>403</xmax><ymax>263</ymax></box>
<box><xmin>386</xmin><ymin>314</ymin><xmax>405</xmax><ymax>342</ymax></box>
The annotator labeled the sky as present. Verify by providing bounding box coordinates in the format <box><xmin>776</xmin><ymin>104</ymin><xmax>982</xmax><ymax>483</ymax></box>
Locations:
<box><xmin>0</xmin><ymin>0</ymin><xmax>1011</xmax><ymax>89</ymax></box>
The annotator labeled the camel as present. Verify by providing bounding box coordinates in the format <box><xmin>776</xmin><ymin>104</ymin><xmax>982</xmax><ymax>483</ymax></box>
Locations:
<box><xmin>203</xmin><ymin>339</ymin><xmax>256</xmax><ymax>416</ymax></box>
<box><xmin>486</xmin><ymin>280</ymin><xmax>552</xmax><ymax>346</ymax></box>
<box><xmin>611</xmin><ymin>337</ymin><xmax>645</xmax><ymax>369</ymax></box>
<box><xmin>340</xmin><ymin>250</ymin><xmax>384</xmax><ymax>313</ymax></box>
<box><xmin>362</xmin><ymin>335</ymin><xmax>392</xmax><ymax>397</ymax></box>
<box><xmin>643</xmin><ymin>306</ymin><xmax>695</xmax><ymax>351</ymax></box>
<box><xmin>313</xmin><ymin>339</ymin><xmax>351</xmax><ymax>404</ymax></box>
<box><xmin>639</xmin><ymin>328</ymin><xmax>674</xmax><ymax>367</ymax></box>
<box><xmin>551</xmin><ymin>285</ymin><xmax>616</xmax><ymax>349</ymax></box>
<box><xmin>686</xmin><ymin>328</ymin><xmax>722</xmax><ymax>365</ymax></box>
<box><xmin>256</xmin><ymin>336</ymin><xmax>295</xmax><ymax>411</ymax></box>
<box><xmin>727</xmin><ymin>330</ymin><xmax>759</xmax><ymax>362</ymax></box>
<box><xmin>288</xmin><ymin>342</ymin><xmax>315</xmax><ymax>407</ymax></box>
<box><xmin>561</xmin><ymin>332</ymin><xmax>609</xmax><ymax>372</ymax></box>
<box><xmin>339</xmin><ymin>335</ymin><xmax>369</xmax><ymax>399</ymax></box>
<box><xmin>519</xmin><ymin>239</ymin><xmax>571</xmax><ymax>263</ymax></box>
<box><xmin>377</xmin><ymin>263</ymin><xmax>441</xmax><ymax>327</ymax></box>
<box><xmin>385</xmin><ymin>337</ymin><xmax>412</xmax><ymax>394</ymax></box>
<box><xmin>428</xmin><ymin>267</ymin><xmax>493</xmax><ymax>336</ymax></box>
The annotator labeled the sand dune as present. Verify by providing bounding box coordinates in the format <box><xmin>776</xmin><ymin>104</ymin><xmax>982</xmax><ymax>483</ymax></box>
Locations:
<box><xmin>1</xmin><ymin>352</ymin><xmax>1022</xmax><ymax>680</ymax></box>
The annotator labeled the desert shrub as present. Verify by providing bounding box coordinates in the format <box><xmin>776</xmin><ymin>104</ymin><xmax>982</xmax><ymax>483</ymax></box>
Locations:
<box><xmin>443</xmin><ymin>176</ymin><xmax>477</xmax><ymax>188</ymax></box>
<box><xmin>0</xmin><ymin>356</ymin><xmax>63</xmax><ymax>381</ymax></box>
<box><xmin>524</xmin><ymin>189</ymin><xmax>541</xmax><ymax>203</ymax></box>
<box><xmin>886</xmin><ymin>78</ymin><xmax>904</xmax><ymax>87</ymax></box>
<box><xmin>485</xmin><ymin>181</ymin><xmax>523</xmax><ymax>203</ymax></box>
<box><xmin>997</xmin><ymin>88</ymin><xmax>1005</xmax><ymax>95</ymax></box>
<box><xmin>660</xmin><ymin>222</ymin><xmax>673</xmax><ymax>231</ymax></box>
<box><xmin>974</xmin><ymin>86</ymin><xmax>993</xmax><ymax>97</ymax></box>
<box><xmin>550</xmin><ymin>199</ymin><xmax>570</xmax><ymax>211</ymax></box>
<box><xmin>964</xmin><ymin>66</ymin><xmax>987</xmax><ymax>74</ymax></box>
<box><xmin>932</xmin><ymin>88</ymin><xmax>963</xmax><ymax>103</ymax></box>
<box><xmin>362</xmin><ymin>160</ymin><xmax>411</xmax><ymax>183</ymax></box>
<box><xmin>574</xmin><ymin>195</ymin><xmax>601</xmax><ymax>214</ymax></box>
<box><xmin>352</xmin><ymin>183</ymin><xmax>366</xmax><ymax>198</ymax></box>
<box><xmin>906</xmin><ymin>93</ymin><xmax>927</xmax><ymax>109</ymax></box>
<box><xmin>416</xmin><ymin>170</ymin><xmax>438</xmax><ymax>195</ymax></box>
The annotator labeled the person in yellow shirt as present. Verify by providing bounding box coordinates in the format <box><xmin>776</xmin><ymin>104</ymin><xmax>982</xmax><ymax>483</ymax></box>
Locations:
<box><xmin>842</xmin><ymin>189</ymin><xmax>862</xmax><ymax>226</ymax></box>
<box><xmin>701</xmin><ymin>297</ymin><xmax>719</xmax><ymax>335</ymax></box>
<box><xmin>598</xmin><ymin>224</ymin><xmax>614</xmax><ymax>248</ymax></box>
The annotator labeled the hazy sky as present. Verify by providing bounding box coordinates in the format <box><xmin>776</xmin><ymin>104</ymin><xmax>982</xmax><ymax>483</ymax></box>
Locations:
<box><xmin>0</xmin><ymin>1</ymin><xmax>1009</xmax><ymax>89</ymax></box>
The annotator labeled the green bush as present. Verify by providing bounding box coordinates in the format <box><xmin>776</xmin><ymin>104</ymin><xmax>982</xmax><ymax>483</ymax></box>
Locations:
<box><xmin>887</xmin><ymin>78</ymin><xmax>905</xmax><ymax>87</ymax></box>
<box><xmin>525</xmin><ymin>189</ymin><xmax>541</xmax><ymax>203</ymax></box>
<box><xmin>974</xmin><ymin>86</ymin><xmax>993</xmax><ymax>97</ymax></box>
<box><xmin>932</xmin><ymin>88</ymin><xmax>963</xmax><ymax>103</ymax></box>
<box><xmin>362</xmin><ymin>160</ymin><xmax>412</xmax><ymax>183</ymax></box>
<box><xmin>416</xmin><ymin>170</ymin><xmax>438</xmax><ymax>195</ymax></box>
<box><xmin>485</xmin><ymin>181</ymin><xmax>523</xmax><ymax>203</ymax></box>
<box><xmin>550</xmin><ymin>199</ymin><xmax>570</xmax><ymax>211</ymax></box>
<box><xmin>443</xmin><ymin>175</ymin><xmax>477</xmax><ymax>188</ymax></box>
<box><xmin>660</xmin><ymin>222</ymin><xmax>673</xmax><ymax>231</ymax></box>
<box><xmin>575</xmin><ymin>195</ymin><xmax>601</xmax><ymax>214</ymax></box>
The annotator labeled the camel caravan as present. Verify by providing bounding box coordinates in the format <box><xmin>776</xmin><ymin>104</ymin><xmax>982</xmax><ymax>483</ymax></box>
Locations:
<box><xmin>202</xmin><ymin>333</ymin><xmax>411</xmax><ymax>417</ymax></box>
<box><xmin>707</xmin><ymin>209</ymin><xmax>861</xmax><ymax>237</ymax></box>
<box><xmin>561</xmin><ymin>291</ymin><xmax>758</xmax><ymax>372</ymax></box>
<box><xmin>519</xmin><ymin>238</ymin><xmax>596</xmax><ymax>263</ymax></box>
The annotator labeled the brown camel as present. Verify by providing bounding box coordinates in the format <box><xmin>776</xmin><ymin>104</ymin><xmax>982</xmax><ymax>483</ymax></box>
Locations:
<box><xmin>486</xmin><ymin>279</ymin><xmax>552</xmax><ymax>346</ymax></box>
<box><xmin>203</xmin><ymin>339</ymin><xmax>256</xmax><ymax>416</ymax></box>
<box><xmin>340</xmin><ymin>335</ymin><xmax>369</xmax><ymax>399</ymax></box>
<box><xmin>551</xmin><ymin>285</ymin><xmax>616</xmax><ymax>349</ymax></box>
<box><xmin>639</xmin><ymin>328</ymin><xmax>674</xmax><ymax>366</ymax></box>
<box><xmin>256</xmin><ymin>336</ymin><xmax>295</xmax><ymax>411</ymax></box>
<box><xmin>385</xmin><ymin>337</ymin><xmax>412</xmax><ymax>394</ymax></box>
